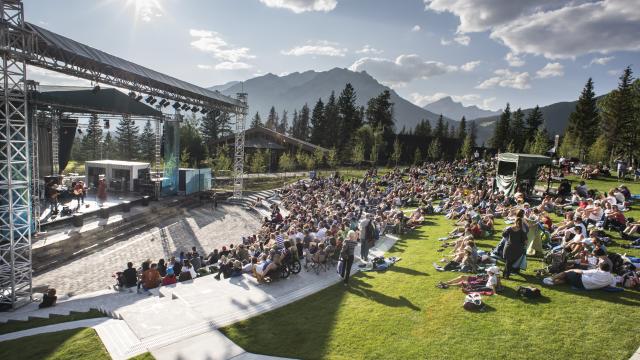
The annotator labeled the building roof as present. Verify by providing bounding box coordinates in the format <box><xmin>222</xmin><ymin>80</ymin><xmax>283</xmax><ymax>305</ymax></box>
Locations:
<box><xmin>85</xmin><ymin>160</ymin><xmax>150</xmax><ymax>166</ymax></box>
<box><xmin>215</xmin><ymin>126</ymin><xmax>329</xmax><ymax>153</ymax></box>
<box><xmin>26</xmin><ymin>23</ymin><xmax>243</xmax><ymax>110</ymax></box>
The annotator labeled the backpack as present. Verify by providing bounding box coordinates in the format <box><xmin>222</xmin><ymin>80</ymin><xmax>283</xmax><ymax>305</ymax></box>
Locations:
<box><xmin>608</xmin><ymin>253</ymin><xmax>625</xmax><ymax>275</ymax></box>
<box><xmin>517</xmin><ymin>286</ymin><xmax>541</xmax><ymax>298</ymax></box>
<box><xmin>463</xmin><ymin>293</ymin><xmax>485</xmax><ymax>311</ymax></box>
<box><xmin>365</xmin><ymin>220</ymin><xmax>375</xmax><ymax>241</ymax></box>
<box><xmin>544</xmin><ymin>250</ymin><xmax>566</xmax><ymax>273</ymax></box>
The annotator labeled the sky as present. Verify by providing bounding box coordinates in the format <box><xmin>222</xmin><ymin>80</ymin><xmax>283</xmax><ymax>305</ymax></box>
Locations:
<box><xmin>25</xmin><ymin>0</ymin><xmax>640</xmax><ymax>111</ymax></box>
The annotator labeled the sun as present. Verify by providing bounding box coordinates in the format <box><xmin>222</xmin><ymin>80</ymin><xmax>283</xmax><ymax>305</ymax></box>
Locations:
<box><xmin>125</xmin><ymin>0</ymin><xmax>164</xmax><ymax>23</ymax></box>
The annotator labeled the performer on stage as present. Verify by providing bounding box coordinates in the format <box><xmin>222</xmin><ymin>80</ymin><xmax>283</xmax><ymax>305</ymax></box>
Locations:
<box><xmin>97</xmin><ymin>175</ymin><xmax>107</xmax><ymax>207</ymax></box>
<box><xmin>73</xmin><ymin>180</ymin><xmax>86</xmax><ymax>207</ymax></box>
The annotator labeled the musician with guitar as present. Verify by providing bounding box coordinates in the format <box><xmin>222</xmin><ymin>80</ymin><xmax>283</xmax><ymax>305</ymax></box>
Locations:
<box><xmin>46</xmin><ymin>180</ymin><xmax>60</xmax><ymax>215</ymax></box>
<box><xmin>73</xmin><ymin>180</ymin><xmax>86</xmax><ymax>207</ymax></box>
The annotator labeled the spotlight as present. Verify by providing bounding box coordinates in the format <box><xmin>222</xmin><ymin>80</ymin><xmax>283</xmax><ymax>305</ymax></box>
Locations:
<box><xmin>145</xmin><ymin>95</ymin><xmax>154</xmax><ymax>103</ymax></box>
<box><xmin>128</xmin><ymin>91</ymin><xmax>136</xmax><ymax>98</ymax></box>
<box><xmin>135</xmin><ymin>95</ymin><xmax>143</xmax><ymax>101</ymax></box>
<box><xmin>158</xmin><ymin>99</ymin><xmax>167</xmax><ymax>107</ymax></box>
<box><xmin>162</xmin><ymin>101</ymin><xmax>170</xmax><ymax>108</ymax></box>
<box><xmin>104</xmin><ymin>119</ymin><xmax>110</xmax><ymax>129</ymax></box>
<box><xmin>181</xmin><ymin>104</ymin><xmax>189</xmax><ymax>110</ymax></box>
<box><xmin>172</xmin><ymin>102</ymin><xmax>181</xmax><ymax>109</ymax></box>
<box><xmin>149</xmin><ymin>98</ymin><xmax>157</xmax><ymax>105</ymax></box>
<box><xmin>200</xmin><ymin>108</ymin><xmax>208</xmax><ymax>114</ymax></box>
<box><xmin>92</xmin><ymin>85</ymin><xmax>100</xmax><ymax>93</ymax></box>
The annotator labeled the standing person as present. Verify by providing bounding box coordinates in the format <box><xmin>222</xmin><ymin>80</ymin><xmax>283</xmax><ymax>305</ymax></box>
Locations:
<box><xmin>340</xmin><ymin>230</ymin><xmax>358</xmax><ymax>286</ymax></box>
<box><xmin>97</xmin><ymin>175</ymin><xmax>107</xmax><ymax>207</ymax></box>
<box><xmin>502</xmin><ymin>217</ymin><xmax>528</xmax><ymax>279</ymax></box>
<box><xmin>359</xmin><ymin>213</ymin><xmax>375</xmax><ymax>265</ymax></box>
<box><xmin>47</xmin><ymin>181</ymin><xmax>59</xmax><ymax>215</ymax></box>
<box><xmin>73</xmin><ymin>180</ymin><xmax>85</xmax><ymax>208</ymax></box>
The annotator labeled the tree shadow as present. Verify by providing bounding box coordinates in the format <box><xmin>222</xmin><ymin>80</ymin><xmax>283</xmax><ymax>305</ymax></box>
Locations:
<box><xmin>497</xmin><ymin>286</ymin><xmax>552</xmax><ymax>304</ymax></box>
<box><xmin>387</xmin><ymin>265</ymin><xmax>430</xmax><ymax>277</ymax></box>
<box><xmin>347</xmin><ymin>279</ymin><xmax>421</xmax><ymax>311</ymax></box>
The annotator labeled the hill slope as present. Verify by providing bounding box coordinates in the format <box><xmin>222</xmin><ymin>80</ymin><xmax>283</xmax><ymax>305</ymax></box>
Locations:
<box><xmin>423</xmin><ymin>96</ymin><xmax>501</xmax><ymax>121</ymax></box>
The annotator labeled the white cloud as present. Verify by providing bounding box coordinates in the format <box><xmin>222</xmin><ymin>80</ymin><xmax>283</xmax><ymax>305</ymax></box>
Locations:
<box><xmin>259</xmin><ymin>0</ymin><xmax>337</xmax><ymax>13</ymax></box>
<box><xmin>197</xmin><ymin>64</ymin><xmax>212</xmax><ymax>70</ymax></box>
<box><xmin>411</xmin><ymin>25</ymin><xmax>422</xmax><ymax>32</ymax></box>
<box><xmin>410</xmin><ymin>92</ymin><xmax>449</xmax><ymax>106</ymax></box>
<box><xmin>215</xmin><ymin>62</ymin><xmax>253</xmax><ymax>70</ymax></box>
<box><xmin>282</xmin><ymin>40</ymin><xmax>347</xmax><ymax>57</ymax></box>
<box><xmin>349</xmin><ymin>54</ymin><xmax>458</xmax><ymax>87</ymax></box>
<box><xmin>454</xmin><ymin>34</ymin><xmax>471</xmax><ymax>46</ymax></box>
<box><xmin>355</xmin><ymin>45</ymin><xmax>383</xmax><ymax>55</ymax></box>
<box><xmin>476</xmin><ymin>68</ymin><xmax>531</xmax><ymax>90</ymax></box>
<box><xmin>461</xmin><ymin>60</ymin><xmax>480</xmax><ymax>71</ymax></box>
<box><xmin>505</xmin><ymin>52</ymin><xmax>525</xmax><ymax>67</ymax></box>
<box><xmin>426</xmin><ymin>0</ymin><xmax>640</xmax><ymax>59</ymax></box>
<box><xmin>28</xmin><ymin>66</ymin><xmax>91</xmax><ymax>86</ymax></box>
<box><xmin>482</xmin><ymin>97</ymin><xmax>497</xmax><ymax>109</ymax></box>
<box><xmin>536</xmin><ymin>62</ymin><xmax>564</xmax><ymax>78</ymax></box>
<box><xmin>589</xmin><ymin>56</ymin><xmax>615</xmax><ymax>66</ymax></box>
<box><xmin>410</xmin><ymin>92</ymin><xmax>495</xmax><ymax>109</ymax></box>
<box><xmin>440</xmin><ymin>38</ymin><xmax>452</xmax><ymax>46</ymax></box>
<box><xmin>189</xmin><ymin>29</ymin><xmax>255</xmax><ymax>63</ymax></box>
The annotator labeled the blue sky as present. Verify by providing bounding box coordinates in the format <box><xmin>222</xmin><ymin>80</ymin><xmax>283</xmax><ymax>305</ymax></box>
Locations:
<box><xmin>26</xmin><ymin>0</ymin><xmax>639</xmax><ymax>110</ymax></box>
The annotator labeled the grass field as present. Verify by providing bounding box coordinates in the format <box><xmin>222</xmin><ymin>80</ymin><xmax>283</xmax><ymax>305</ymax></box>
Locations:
<box><xmin>221</xmin><ymin>176</ymin><xmax>640</xmax><ymax>360</ymax></box>
<box><xmin>0</xmin><ymin>328</ymin><xmax>111</xmax><ymax>360</ymax></box>
<box><xmin>0</xmin><ymin>309</ymin><xmax>104</xmax><ymax>335</ymax></box>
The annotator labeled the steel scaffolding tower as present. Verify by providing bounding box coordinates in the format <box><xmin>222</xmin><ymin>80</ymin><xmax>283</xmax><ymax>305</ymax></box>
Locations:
<box><xmin>0</xmin><ymin>0</ymin><xmax>32</xmax><ymax>308</ymax></box>
<box><xmin>233</xmin><ymin>93</ymin><xmax>247</xmax><ymax>199</ymax></box>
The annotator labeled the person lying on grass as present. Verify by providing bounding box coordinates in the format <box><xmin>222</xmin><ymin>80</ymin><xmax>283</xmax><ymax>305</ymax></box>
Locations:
<box><xmin>543</xmin><ymin>261</ymin><xmax>616</xmax><ymax>290</ymax></box>
<box><xmin>437</xmin><ymin>266</ymin><xmax>501</xmax><ymax>294</ymax></box>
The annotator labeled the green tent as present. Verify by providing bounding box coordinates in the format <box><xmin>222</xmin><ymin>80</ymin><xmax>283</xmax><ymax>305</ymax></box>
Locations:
<box><xmin>496</xmin><ymin>153</ymin><xmax>552</xmax><ymax>196</ymax></box>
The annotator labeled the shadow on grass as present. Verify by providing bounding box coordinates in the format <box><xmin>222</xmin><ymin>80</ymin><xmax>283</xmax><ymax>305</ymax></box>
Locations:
<box><xmin>387</xmin><ymin>265</ymin><xmax>430</xmax><ymax>277</ymax></box>
<box><xmin>348</xmin><ymin>278</ymin><xmax>421</xmax><ymax>311</ymax></box>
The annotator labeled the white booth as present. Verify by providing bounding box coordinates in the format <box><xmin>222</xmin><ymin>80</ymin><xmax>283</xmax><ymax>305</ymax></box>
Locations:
<box><xmin>85</xmin><ymin>160</ymin><xmax>150</xmax><ymax>192</ymax></box>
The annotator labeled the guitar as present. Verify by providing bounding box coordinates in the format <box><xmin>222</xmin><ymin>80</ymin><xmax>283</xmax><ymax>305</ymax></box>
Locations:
<box><xmin>73</xmin><ymin>188</ymin><xmax>83</xmax><ymax>196</ymax></box>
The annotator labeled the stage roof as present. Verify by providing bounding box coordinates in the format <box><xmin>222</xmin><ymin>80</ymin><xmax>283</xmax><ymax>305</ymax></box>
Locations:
<box><xmin>26</xmin><ymin>23</ymin><xmax>243</xmax><ymax>110</ymax></box>
<box><xmin>33</xmin><ymin>85</ymin><xmax>162</xmax><ymax>117</ymax></box>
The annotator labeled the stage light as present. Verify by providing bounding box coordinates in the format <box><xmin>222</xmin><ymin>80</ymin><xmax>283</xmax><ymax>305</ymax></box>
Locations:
<box><xmin>162</xmin><ymin>101</ymin><xmax>170</xmax><ymax>108</ymax></box>
<box><xmin>191</xmin><ymin>106</ymin><xmax>199</xmax><ymax>112</ymax></box>
<box><xmin>181</xmin><ymin>104</ymin><xmax>189</xmax><ymax>110</ymax></box>
<box><xmin>149</xmin><ymin>98</ymin><xmax>157</xmax><ymax>105</ymax></box>
<box><xmin>158</xmin><ymin>99</ymin><xmax>166</xmax><ymax>107</ymax></box>
<box><xmin>172</xmin><ymin>102</ymin><xmax>181</xmax><ymax>109</ymax></box>
<box><xmin>145</xmin><ymin>95</ymin><xmax>154</xmax><ymax>103</ymax></box>
<box><xmin>128</xmin><ymin>91</ymin><xmax>136</xmax><ymax>98</ymax></box>
<box><xmin>200</xmin><ymin>108</ymin><xmax>208</xmax><ymax>114</ymax></box>
<box><xmin>135</xmin><ymin>95</ymin><xmax>143</xmax><ymax>101</ymax></box>
<box><xmin>104</xmin><ymin>119</ymin><xmax>110</xmax><ymax>129</ymax></box>
<box><xmin>92</xmin><ymin>85</ymin><xmax>100</xmax><ymax>93</ymax></box>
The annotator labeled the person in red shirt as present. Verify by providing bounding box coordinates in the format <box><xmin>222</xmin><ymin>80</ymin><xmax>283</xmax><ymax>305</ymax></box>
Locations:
<box><xmin>161</xmin><ymin>267</ymin><xmax>177</xmax><ymax>286</ymax></box>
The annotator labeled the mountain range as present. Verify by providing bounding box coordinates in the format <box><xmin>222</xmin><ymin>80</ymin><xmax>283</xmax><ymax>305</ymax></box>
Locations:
<box><xmin>209</xmin><ymin>68</ymin><xmax>452</xmax><ymax>134</ymax></box>
<box><xmin>209</xmin><ymin>68</ymin><xmax>586</xmax><ymax>145</ymax></box>
<box><xmin>423</xmin><ymin>96</ymin><xmax>501</xmax><ymax>121</ymax></box>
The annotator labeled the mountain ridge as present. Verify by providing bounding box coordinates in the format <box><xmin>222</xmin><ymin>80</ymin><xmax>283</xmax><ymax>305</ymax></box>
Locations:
<box><xmin>423</xmin><ymin>96</ymin><xmax>501</xmax><ymax>121</ymax></box>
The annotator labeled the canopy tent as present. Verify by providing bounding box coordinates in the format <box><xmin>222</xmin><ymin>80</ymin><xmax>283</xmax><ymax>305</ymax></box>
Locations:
<box><xmin>496</xmin><ymin>153</ymin><xmax>551</xmax><ymax>196</ymax></box>
<box><xmin>33</xmin><ymin>85</ymin><xmax>162</xmax><ymax>117</ymax></box>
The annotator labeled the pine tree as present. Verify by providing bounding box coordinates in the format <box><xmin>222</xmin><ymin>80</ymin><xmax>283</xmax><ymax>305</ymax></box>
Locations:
<box><xmin>324</xmin><ymin>92</ymin><xmax>339</xmax><ymax>148</ymax></box>
<box><xmin>460</xmin><ymin>133</ymin><xmax>473</xmax><ymax>159</ymax></box>
<box><xmin>200</xmin><ymin>110</ymin><xmax>231</xmax><ymax>152</ymax></box>
<box><xmin>249</xmin><ymin>150</ymin><xmax>266</xmax><ymax>173</ymax></box>
<box><xmin>277</xmin><ymin>110</ymin><xmax>288</xmax><ymax>134</ymax></box>
<box><xmin>81</xmin><ymin>114</ymin><xmax>103</xmax><ymax>160</ymax></box>
<box><xmin>115</xmin><ymin>115</ymin><xmax>140</xmax><ymax>160</ymax></box>
<box><xmin>491</xmin><ymin>103</ymin><xmax>511</xmax><ymax>151</ymax></box>
<box><xmin>414</xmin><ymin>119</ymin><xmax>432</xmax><ymax>138</ymax></box>
<box><xmin>250</xmin><ymin>112</ymin><xmax>262</xmax><ymax>128</ymax></box>
<box><xmin>70</xmin><ymin>133</ymin><xmax>85</xmax><ymax>161</ymax></box>
<box><xmin>102</xmin><ymin>132</ymin><xmax>117</xmax><ymax>160</ymax></box>
<box><xmin>601</xmin><ymin>67</ymin><xmax>635</xmax><ymax>160</ymax></box>
<box><xmin>179</xmin><ymin>116</ymin><xmax>207</xmax><ymax>167</ymax></box>
<box><xmin>413</xmin><ymin>147</ymin><xmax>422</xmax><ymax>165</ymax></box>
<box><xmin>298</xmin><ymin>104</ymin><xmax>310</xmax><ymax>141</ymax></box>
<box><xmin>525</xmin><ymin>105</ymin><xmax>544</xmax><ymax>140</ymax></box>
<box><xmin>468</xmin><ymin>121</ymin><xmax>477</xmax><ymax>148</ymax></box>
<box><xmin>457</xmin><ymin>116</ymin><xmax>467</xmax><ymax>139</ymax></box>
<box><xmin>265</xmin><ymin>106</ymin><xmax>278</xmax><ymax>131</ymax></box>
<box><xmin>310</xmin><ymin>98</ymin><xmax>325</xmax><ymax>146</ymax></box>
<box><xmin>337</xmin><ymin>83</ymin><xmax>359</xmax><ymax>160</ymax></box>
<box><xmin>444</xmin><ymin>122</ymin><xmax>450</xmax><ymax>139</ymax></box>
<box><xmin>391</xmin><ymin>137</ymin><xmax>402</xmax><ymax>165</ymax></box>
<box><xmin>365</xmin><ymin>90</ymin><xmax>394</xmax><ymax>136</ymax></box>
<box><xmin>565</xmin><ymin>78</ymin><xmax>599</xmax><ymax>160</ymax></box>
<box><xmin>212</xmin><ymin>144</ymin><xmax>232</xmax><ymax>171</ymax></box>
<box><xmin>427</xmin><ymin>138</ymin><xmax>442</xmax><ymax>160</ymax></box>
<box><xmin>139</xmin><ymin>119</ymin><xmax>156</xmax><ymax>162</ymax></box>
<box><xmin>529</xmin><ymin>127</ymin><xmax>550</xmax><ymax>155</ymax></box>
<box><xmin>353</xmin><ymin>138</ymin><xmax>365</xmax><ymax>163</ymax></box>
<box><xmin>434</xmin><ymin>115</ymin><xmax>446</xmax><ymax>139</ymax></box>
<box><xmin>510</xmin><ymin>108</ymin><xmax>525</xmax><ymax>152</ymax></box>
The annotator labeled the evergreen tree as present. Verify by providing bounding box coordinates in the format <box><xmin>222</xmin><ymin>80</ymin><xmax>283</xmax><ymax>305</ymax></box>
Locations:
<box><xmin>434</xmin><ymin>115</ymin><xmax>446</xmax><ymax>139</ymax></box>
<box><xmin>370</xmin><ymin>126</ymin><xmax>384</xmax><ymax>165</ymax></box>
<box><xmin>565</xmin><ymin>78</ymin><xmax>599</xmax><ymax>160</ymax></box>
<box><xmin>310</xmin><ymin>98</ymin><xmax>326</xmax><ymax>146</ymax></box>
<box><xmin>448</xmin><ymin>124</ymin><xmax>456</xmax><ymax>139</ymax></box>
<box><xmin>81</xmin><ymin>113</ymin><xmax>103</xmax><ymax>160</ymax></box>
<box><xmin>250</xmin><ymin>112</ymin><xmax>262</xmax><ymax>128</ymax></box>
<box><xmin>413</xmin><ymin>147</ymin><xmax>422</xmax><ymax>165</ymax></box>
<box><xmin>460</xmin><ymin>133</ymin><xmax>473</xmax><ymax>159</ymax></box>
<box><xmin>600</xmin><ymin>67</ymin><xmax>636</xmax><ymax>161</ymax></box>
<box><xmin>324</xmin><ymin>92</ymin><xmax>339</xmax><ymax>148</ymax></box>
<box><xmin>265</xmin><ymin>106</ymin><xmax>278</xmax><ymax>131</ymax></box>
<box><xmin>457</xmin><ymin>116</ymin><xmax>467</xmax><ymax>139</ymax></box>
<box><xmin>414</xmin><ymin>119</ymin><xmax>432</xmax><ymax>138</ymax></box>
<box><xmin>587</xmin><ymin>134</ymin><xmax>609</xmax><ymax>164</ymax></box>
<box><xmin>427</xmin><ymin>138</ymin><xmax>442</xmax><ymax>160</ymax></box>
<box><xmin>510</xmin><ymin>108</ymin><xmax>525</xmax><ymax>152</ymax></box>
<box><xmin>102</xmin><ymin>132</ymin><xmax>117</xmax><ymax>160</ymax></box>
<box><xmin>529</xmin><ymin>127</ymin><xmax>550</xmax><ymax>155</ymax></box>
<box><xmin>391</xmin><ymin>137</ymin><xmax>402</xmax><ymax>165</ymax></box>
<box><xmin>277</xmin><ymin>110</ymin><xmax>288</xmax><ymax>134</ymax></box>
<box><xmin>444</xmin><ymin>122</ymin><xmax>450</xmax><ymax>139</ymax></box>
<box><xmin>327</xmin><ymin>147</ymin><xmax>339</xmax><ymax>168</ymax></box>
<box><xmin>115</xmin><ymin>115</ymin><xmax>140</xmax><ymax>159</ymax></box>
<box><xmin>337</xmin><ymin>83</ymin><xmax>359</xmax><ymax>160</ymax></box>
<box><xmin>139</xmin><ymin>119</ymin><xmax>156</xmax><ymax>162</ymax></box>
<box><xmin>200</xmin><ymin>110</ymin><xmax>231</xmax><ymax>152</ymax></box>
<box><xmin>491</xmin><ymin>103</ymin><xmax>511</xmax><ymax>151</ymax></box>
<box><xmin>249</xmin><ymin>150</ymin><xmax>266</xmax><ymax>173</ymax></box>
<box><xmin>365</xmin><ymin>90</ymin><xmax>394</xmax><ymax>136</ymax></box>
<box><xmin>70</xmin><ymin>133</ymin><xmax>85</xmax><ymax>161</ymax></box>
<box><xmin>353</xmin><ymin>138</ymin><xmax>365</xmax><ymax>163</ymax></box>
<box><xmin>525</xmin><ymin>105</ymin><xmax>544</xmax><ymax>140</ymax></box>
<box><xmin>212</xmin><ymin>145</ymin><xmax>232</xmax><ymax>171</ymax></box>
<box><xmin>179</xmin><ymin>115</ymin><xmax>207</xmax><ymax>167</ymax></box>
<box><xmin>298</xmin><ymin>104</ymin><xmax>310</xmax><ymax>140</ymax></box>
<box><xmin>468</xmin><ymin>121</ymin><xmax>477</xmax><ymax>148</ymax></box>
<box><xmin>290</xmin><ymin>110</ymin><xmax>299</xmax><ymax>137</ymax></box>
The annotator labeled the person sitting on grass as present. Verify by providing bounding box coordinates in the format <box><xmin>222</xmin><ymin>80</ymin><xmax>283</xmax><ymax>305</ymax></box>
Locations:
<box><xmin>543</xmin><ymin>261</ymin><xmax>616</xmax><ymax>289</ymax></box>
<box><xmin>621</xmin><ymin>219</ymin><xmax>640</xmax><ymax>240</ymax></box>
<box><xmin>437</xmin><ymin>266</ymin><xmax>501</xmax><ymax>294</ymax></box>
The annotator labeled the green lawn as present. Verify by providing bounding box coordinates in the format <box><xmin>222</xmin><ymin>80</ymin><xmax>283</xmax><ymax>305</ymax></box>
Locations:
<box><xmin>221</xmin><ymin>176</ymin><xmax>640</xmax><ymax>360</ymax></box>
<box><xmin>0</xmin><ymin>328</ymin><xmax>110</xmax><ymax>360</ymax></box>
<box><xmin>0</xmin><ymin>309</ymin><xmax>104</xmax><ymax>335</ymax></box>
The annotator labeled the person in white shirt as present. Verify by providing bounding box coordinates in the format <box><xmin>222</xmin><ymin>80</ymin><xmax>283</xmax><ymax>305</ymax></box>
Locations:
<box><xmin>543</xmin><ymin>262</ymin><xmax>616</xmax><ymax>290</ymax></box>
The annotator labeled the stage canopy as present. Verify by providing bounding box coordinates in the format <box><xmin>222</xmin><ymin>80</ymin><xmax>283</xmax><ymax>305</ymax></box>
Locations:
<box><xmin>33</xmin><ymin>85</ymin><xmax>162</xmax><ymax>117</ymax></box>
<box><xmin>496</xmin><ymin>153</ymin><xmax>551</xmax><ymax>196</ymax></box>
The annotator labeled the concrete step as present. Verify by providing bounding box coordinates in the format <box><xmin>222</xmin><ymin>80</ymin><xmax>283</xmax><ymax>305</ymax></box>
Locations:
<box><xmin>93</xmin><ymin>318</ymin><xmax>142</xmax><ymax>360</ymax></box>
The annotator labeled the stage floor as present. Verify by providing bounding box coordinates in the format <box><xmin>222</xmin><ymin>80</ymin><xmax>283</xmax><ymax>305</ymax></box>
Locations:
<box><xmin>39</xmin><ymin>191</ymin><xmax>144</xmax><ymax>225</ymax></box>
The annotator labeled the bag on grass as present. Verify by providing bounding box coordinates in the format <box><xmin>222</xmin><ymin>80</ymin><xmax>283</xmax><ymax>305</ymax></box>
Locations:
<box><xmin>517</xmin><ymin>286</ymin><xmax>541</xmax><ymax>298</ymax></box>
<box><xmin>463</xmin><ymin>293</ymin><xmax>485</xmax><ymax>311</ymax></box>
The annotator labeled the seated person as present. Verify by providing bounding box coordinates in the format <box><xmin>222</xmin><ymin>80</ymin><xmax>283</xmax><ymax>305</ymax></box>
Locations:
<box><xmin>543</xmin><ymin>262</ymin><xmax>615</xmax><ymax>289</ymax></box>
<box><xmin>622</xmin><ymin>219</ymin><xmax>640</xmax><ymax>239</ymax></box>
<box><xmin>39</xmin><ymin>288</ymin><xmax>57</xmax><ymax>309</ymax></box>
<box><xmin>161</xmin><ymin>267</ymin><xmax>177</xmax><ymax>286</ymax></box>
<box><xmin>141</xmin><ymin>263</ymin><xmax>161</xmax><ymax>290</ymax></box>
<box><xmin>116</xmin><ymin>262</ymin><xmax>138</xmax><ymax>289</ymax></box>
<box><xmin>438</xmin><ymin>266</ymin><xmax>501</xmax><ymax>293</ymax></box>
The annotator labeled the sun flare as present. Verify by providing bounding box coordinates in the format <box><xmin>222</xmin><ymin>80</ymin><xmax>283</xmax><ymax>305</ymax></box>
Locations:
<box><xmin>125</xmin><ymin>0</ymin><xmax>163</xmax><ymax>23</ymax></box>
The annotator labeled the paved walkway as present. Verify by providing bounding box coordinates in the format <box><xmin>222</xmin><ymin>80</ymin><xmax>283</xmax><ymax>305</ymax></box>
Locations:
<box><xmin>0</xmin><ymin>231</ymin><xmax>399</xmax><ymax>360</ymax></box>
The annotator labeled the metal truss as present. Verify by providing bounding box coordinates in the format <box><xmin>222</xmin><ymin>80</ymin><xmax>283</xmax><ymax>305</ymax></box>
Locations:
<box><xmin>0</xmin><ymin>0</ymin><xmax>32</xmax><ymax>308</ymax></box>
<box><xmin>233</xmin><ymin>93</ymin><xmax>247</xmax><ymax>199</ymax></box>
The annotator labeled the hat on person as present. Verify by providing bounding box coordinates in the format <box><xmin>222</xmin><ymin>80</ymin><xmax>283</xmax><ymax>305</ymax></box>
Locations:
<box><xmin>166</xmin><ymin>267</ymin><xmax>174</xmax><ymax>276</ymax></box>
<box><xmin>486</xmin><ymin>266</ymin><xmax>501</xmax><ymax>275</ymax></box>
